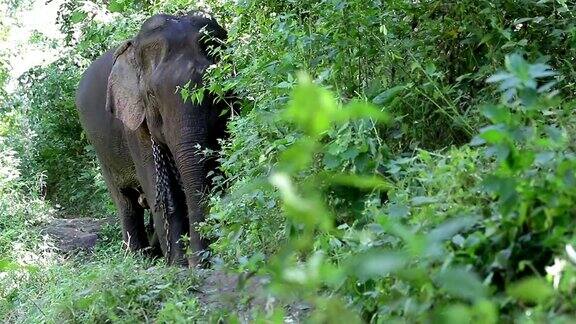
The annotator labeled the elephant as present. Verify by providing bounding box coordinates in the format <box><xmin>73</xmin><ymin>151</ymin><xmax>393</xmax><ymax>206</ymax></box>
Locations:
<box><xmin>75</xmin><ymin>12</ymin><xmax>231</xmax><ymax>266</ymax></box>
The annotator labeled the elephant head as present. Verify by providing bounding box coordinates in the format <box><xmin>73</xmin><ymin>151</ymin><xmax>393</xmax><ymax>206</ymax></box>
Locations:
<box><xmin>105</xmin><ymin>12</ymin><xmax>230</xmax><ymax>266</ymax></box>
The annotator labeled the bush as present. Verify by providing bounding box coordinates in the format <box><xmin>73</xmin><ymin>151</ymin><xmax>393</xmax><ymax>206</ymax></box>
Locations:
<box><xmin>199</xmin><ymin>0</ymin><xmax>576</xmax><ymax>320</ymax></box>
<box><xmin>16</xmin><ymin>59</ymin><xmax>112</xmax><ymax>216</ymax></box>
<box><xmin>208</xmin><ymin>57</ymin><xmax>576</xmax><ymax>322</ymax></box>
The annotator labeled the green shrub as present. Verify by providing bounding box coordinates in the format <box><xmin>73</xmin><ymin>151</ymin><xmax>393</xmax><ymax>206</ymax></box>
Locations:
<box><xmin>194</xmin><ymin>2</ymin><xmax>576</xmax><ymax>320</ymax></box>
<box><xmin>214</xmin><ymin>56</ymin><xmax>576</xmax><ymax>322</ymax></box>
<box><xmin>16</xmin><ymin>58</ymin><xmax>112</xmax><ymax>216</ymax></box>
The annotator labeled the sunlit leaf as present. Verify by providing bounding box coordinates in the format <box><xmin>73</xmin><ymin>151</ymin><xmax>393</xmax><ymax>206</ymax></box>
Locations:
<box><xmin>478</xmin><ymin>125</ymin><xmax>508</xmax><ymax>144</ymax></box>
<box><xmin>270</xmin><ymin>172</ymin><xmax>333</xmax><ymax>232</ymax></box>
<box><xmin>336</xmin><ymin>100</ymin><xmax>390</xmax><ymax>123</ymax></box>
<box><xmin>327</xmin><ymin>173</ymin><xmax>392</xmax><ymax>191</ymax></box>
<box><xmin>437</xmin><ymin>304</ymin><xmax>472</xmax><ymax>324</ymax></box>
<box><xmin>107</xmin><ymin>0</ymin><xmax>126</xmax><ymax>13</ymax></box>
<box><xmin>284</xmin><ymin>73</ymin><xmax>338</xmax><ymax>137</ymax></box>
<box><xmin>0</xmin><ymin>259</ymin><xmax>19</xmax><ymax>271</ymax></box>
<box><xmin>69</xmin><ymin>10</ymin><xmax>87</xmax><ymax>24</ymax></box>
<box><xmin>278</xmin><ymin>139</ymin><xmax>317</xmax><ymax>172</ymax></box>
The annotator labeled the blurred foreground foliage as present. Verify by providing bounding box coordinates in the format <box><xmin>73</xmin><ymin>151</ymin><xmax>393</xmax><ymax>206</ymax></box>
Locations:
<box><xmin>2</xmin><ymin>0</ymin><xmax>576</xmax><ymax>322</ymax></box>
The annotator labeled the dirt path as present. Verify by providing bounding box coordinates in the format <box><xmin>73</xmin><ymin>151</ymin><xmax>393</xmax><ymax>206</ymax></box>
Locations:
<box><xmin>41</xmin><ymin>217</ymin><xmax>114</xmax><ymax>253</ymax></box>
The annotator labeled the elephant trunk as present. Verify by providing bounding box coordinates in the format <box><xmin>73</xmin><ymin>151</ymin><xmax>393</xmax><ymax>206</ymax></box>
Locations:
<box><xmin>171</xmin><ymin>128</ymin><xmax>210</xmax><ymax>267</ymax></box>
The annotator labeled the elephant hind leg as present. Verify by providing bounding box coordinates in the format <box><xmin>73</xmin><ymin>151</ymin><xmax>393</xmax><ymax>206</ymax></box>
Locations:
<box><xmin>117</xmin><ymin>187</ymin><xmax>150</xmax><ymax>251</ymax></box>
<box><xmin>145</xmin><ymin>213</ymin><xmax>163</xmax><ymax>258</ymax></box>
<box><xmin>99</xmin><ymin>165</ymin><xmax>149</xmax><ymax>251</ymax></box>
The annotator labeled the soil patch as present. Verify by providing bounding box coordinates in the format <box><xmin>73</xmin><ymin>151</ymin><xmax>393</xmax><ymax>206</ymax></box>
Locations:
<box><xmin>42</xmin><ymin>217</ymin><xmax>114</xmax><ymax>253</ymax></box>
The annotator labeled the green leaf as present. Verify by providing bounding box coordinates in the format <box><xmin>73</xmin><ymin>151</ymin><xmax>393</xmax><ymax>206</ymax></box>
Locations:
<box><xmin>323</xmin><ymin>153</ymin><xmax>342</xmax><ymax>169</ymax></box>
<box><xmin>486</xmin><ymin>72</ymin><xmax>511</xmax><ymax>84</ymax></box>
<box><xmin>0</xmin><ymin>259</ymin><xmax>19</xmax><ymax>271</ymax></box>
<box><xmin>276</xmin><ymin>81</ymin><xmax>293</xmax><ymax>89</ymax></box>
<box><xmin>336</xmin><ymin>100</ymin><xmax>390</xmax><ymax>123</ymax></box>
<box><xmin>278</xmin><ymin>139</ymin><xmax>317</xmax><ymax>172</ymax></box>
<box><xmin>438</xmin><ymin>304</ymin><xmax>472</xmax><ymax>324</ymax></box>
<box><xmin>69</xmin><ymin>10</ymin><xmax>88</xmax><ymax>23</ymax></box>
<box><xmin>341</xmin><ymin>147</ymin><xmax>359</xmax><ymax>160</ymax></box>
<box><xmin>372</xmin><ymin>85</ymin><xmax>407</xmax><ymax>105</ymax></box>
<box><xmin>411</xmin><ymin>196</ymin><xmax>439</xmax><ymax>206</ymax></box>
<box><xmin>180</xmin><ymin>87</ymin><xmax>189</xmax><ymax>102</ymax></box>
<box><xmin>470</xmin><ymin>135</ymin><xmax>486</xmax><ymax>147</ymax></box>
<box><xmin>270</xmin><ymin>173</ymin><xmax>333</xmax><ymax>232</ymax></box>
<box><xmin>505</xmin><ymin>54</ymin><xmax>529</xmax><ymax>79</ymax></box>
<box><xmin>534</xmin><ymin>151</ymin><xmax>554</xmax><ymax>166</ymax></box>
<box><xmin>481</xmin><ymin>105</ymin><xmax>510</xmax><ymax>123</ymax></box>
<box><xmin>349</xmin><ymin>250</ymin><xmax>408</xmax><ymax>281</ymax></box>
<box><xmin>328</xmin><ymin>173</ymin><xmax>392</xmax><ymax>191</ymax></box>
<box><xmin>529</xmin><ymin>63</ymin><xmax>556</xmax><ymax>79</ymax></box>
<box><xmin>284</xmin><ymin>73</ymin><xmax>338</xmax><ymax>137</ymax></box>
<box><xmin>107</xmin><ymin>0</ymin><xmax>125</xmax><ymax>13</ymax></box>
<box><xmin>479</xmin><ymin>125</ymin><xmax>508</xmax><ymax>144</ymax></box>
<box><xmin>507</xmin><ymin>277</ymin><xmax>553</xmax><ymax>304</ymax></box>
<box><xmin>387</xmin><ymin>203</ymin><xmax>409</xmax><ymax>218</ymax></box>
<box><xmin>427</xmin><ymin>216</ymin><xmax>478</xmax><ymax>243</ymax></box>
<box><xmin>485</xmin><ymin>143</ymin><xmax>511</xmax><ymax>162</ymax></box>
<box><xmin>434</xmin><ymin>268</ymin><xmax>487</xmax><ymax>301</ymax></box>
<box><xmin>482</xmin><ymin>175</ymin><xmax>517</xmax><ymax>201</ymax></box>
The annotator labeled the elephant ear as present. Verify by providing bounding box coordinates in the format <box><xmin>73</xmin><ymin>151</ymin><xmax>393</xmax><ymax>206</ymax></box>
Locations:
<box><xmin>106</xmin><ymin>40</ymin><xmax>145</xmax><ymax>131</ymax></box>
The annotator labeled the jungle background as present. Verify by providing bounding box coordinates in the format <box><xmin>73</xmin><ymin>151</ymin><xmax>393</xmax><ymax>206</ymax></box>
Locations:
<box><xmin>1</xmin><ymin>0</ymin><xmax>576</xmax><ymax>322</ymax></box>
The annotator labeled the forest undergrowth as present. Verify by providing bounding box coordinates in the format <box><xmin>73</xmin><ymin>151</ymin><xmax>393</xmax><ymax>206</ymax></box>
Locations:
<box><xmin>2</xmin><ymin>0</ymin><xmax>576</xmax><ymax>322</ymax></box>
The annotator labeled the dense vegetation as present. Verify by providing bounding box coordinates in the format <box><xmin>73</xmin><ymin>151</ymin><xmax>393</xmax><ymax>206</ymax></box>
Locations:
<box><xmin>2</xmin><ymin>0</ymin><xmax>576</xmax><ymax>322</ymax></box>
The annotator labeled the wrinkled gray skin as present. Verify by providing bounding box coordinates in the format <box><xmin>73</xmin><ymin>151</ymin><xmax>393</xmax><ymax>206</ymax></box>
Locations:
<box><xmin>76</xmin><ymin>13</ymin><xmax>229</xmax><ymax>266</ymax></box>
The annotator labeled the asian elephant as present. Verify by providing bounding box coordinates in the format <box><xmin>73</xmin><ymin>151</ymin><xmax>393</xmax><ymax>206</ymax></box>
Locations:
<box><xmin>75</xmin><ymin>12</ymin><xmax>231</xmax><ymax>266</ymax></box>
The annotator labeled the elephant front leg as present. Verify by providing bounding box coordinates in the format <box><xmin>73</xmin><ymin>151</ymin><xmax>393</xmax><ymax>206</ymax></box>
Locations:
<box><xmin>188</xmin><ymin>210</ymin><xmax>209</xmax><ymax>267</ymax></box>
<box><xmin>151</xmin><ymin>202</ymin><xmax>188</xmax><ymax>266</ymax></box>
<box><xmin>147</xmin><ymin>165</ymin><xmax>189</xmax><ymax>266</ymax></box>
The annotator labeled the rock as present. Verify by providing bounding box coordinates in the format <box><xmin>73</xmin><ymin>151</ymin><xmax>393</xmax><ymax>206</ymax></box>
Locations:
<box><xmin>42</xmin><ymin>217</ymin><xmax>115</xmax><ymax>253</ymax></box>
